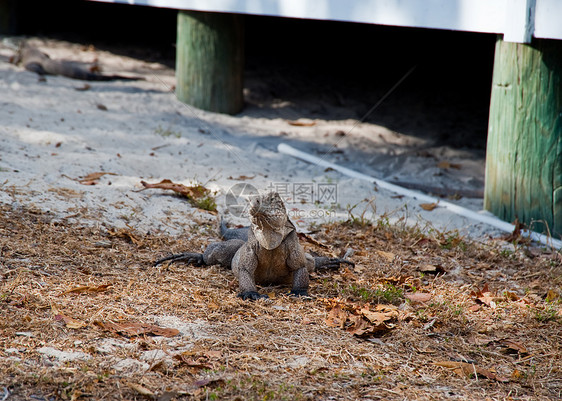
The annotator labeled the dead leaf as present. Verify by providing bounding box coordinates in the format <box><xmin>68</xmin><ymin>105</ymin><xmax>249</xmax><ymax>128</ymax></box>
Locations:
<box><xmin>511</xmin><ymin>369</ymin><xmax>524</xmax><ymax>380</ymax></box>
<box><xmin>376</xmin><ymin>250</ymin><xmax>395</xmax><ymax>262</ymax></box>
<box><xmin>191</xmin><ymin>378</ymin><xmax>224</xmax><ymax>389</ymax></box>
<box><xmin>60</xmin><ymin>283</ymin><xmax>113</xmax><ymax>296</ymax></box>
<box><xmin>325</xmin><ymin>302</ymin><xmax>397</xmax><ymax>337</ymax></box>
<box><xmin>380</xmin><ymin>275</ymin><xmax>412</xmax><ymax>286</ymax></box>
<box><xmin>140</xmin><ymin>179</ymin><xmax>216</xmax><ymax>213</ymax></box>
<box><xmin>418</xmin><ymin>264</ymin><xmax>445</xmax><ymax>274</ymax></box>
<box><xmin>325</xmin><ymin>305</ymin><xmax>348</xmax><ymax>329</ymax></box>
<box><xmin>287</xmin><ymin>119</ymin><xmax>316</xmax><ymax>127</ymax></box>
<box><xmin>470</xmin><ymin>284</ymin><xmax>502</xmax><ymax>308</ymax></box>
<box><xmin>107</xmin><ymin>228</ymin><xmax>143</xmax><ymax>246</ymax></box>
<box><xmin>433</xmin><ymin>361</ymin><xmax>509</xmax><ymax>382</ymax></box>
<box><xmin>498</xmin><ymin>339</ymin><xmax>528</xmax><ymax>355</ymax></box>
<box><xmin>546</xmin><ymin>289</ymin><xmax>560</xmax><ymax>302</ymax></box>
<box><xmin>501</xmin><ymin>219</ymin><xmax>530</xmax><ymax>244</ymax></box>
<box><xmin>405</xmin><ymin>292</ymin><xmax>432</xmax><ymax>303</ymax></box>
<box><xmin>227</xmin><ymin>175</ymin><xmax>255</xmax><ymax>180</ymax></box>
<box><xmin>126</xmin><ymin>382</ymin><xmax>155</xmax><ymax>397</ymax></box>
<box><xmin>504</xmin><ymin>291</ymin><xmax>520</xmax><ymax>301</ymax></box>
<box><xmin>361</xmin><ymin>305</ymin><xmax>397</xmax><ymax>325</ymax></box>
<box><xmin>297</xmin><ymin>232</ymin><xmax>332</xmax><ymax>251</ymax></box>
<box><xmin>94</xmin><ymin>321</ymin><xmax>179</xmax><ymax>337</ymax></box>
<box><xmin>437</xmin><ymin>161</ymin><xmax>461</xmax><ymax>169</ymax></box>
<box><xmin>54</xmin><ymin>314</ymin><xmax>86</xmax><ymax>329</ymax></box>
<box><xmin>347</xmin><ymin>314</ymin><xmax>376</xmax><ymax>337</ymax></box>
<box><xmin>77</xmin><ymin>171</ymin><xmax>117</xmax><ymax>185</ymax></box>
<box><xmin>173</xmin><ymin>349</ymin><xmax>222</xmax><ymax>371</ymax></box>
<box><xmin>420</xmin><ymin>202</ymin><xmax>439</xmax><ymax>211</ymax></box>
<box><xmin>140</xmin><ymin>179</ymin><xmax>208</xmax><ymax>198</ymax></box>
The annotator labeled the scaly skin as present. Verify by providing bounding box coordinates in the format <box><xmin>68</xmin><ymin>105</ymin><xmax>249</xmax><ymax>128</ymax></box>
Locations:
<box><xmin>155</xmin><ymin>192</ymin><xmax>353</xmax><ymax>300</ymax></box>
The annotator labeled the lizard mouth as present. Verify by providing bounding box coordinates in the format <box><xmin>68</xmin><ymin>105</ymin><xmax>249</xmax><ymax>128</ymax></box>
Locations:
<box><xmin>251</xmin><ymin>211</ymin><xmax>287</xmax><ymax>250</ymax></box>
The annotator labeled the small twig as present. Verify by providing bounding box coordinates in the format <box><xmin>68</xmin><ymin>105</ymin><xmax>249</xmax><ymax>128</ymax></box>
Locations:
<box><xmin>514</xmin><ymin>352</ymin><xmax>558</xmax><ymax>365</ymax></box>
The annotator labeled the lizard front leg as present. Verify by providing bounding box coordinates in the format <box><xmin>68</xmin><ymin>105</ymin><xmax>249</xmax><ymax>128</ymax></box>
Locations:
<box><xmin>290</xmin><ymin>266</ymin><xmax>310</xmax><ymax>297</ymax></box>
<box><xmin>232</xmin><ymin>246</ymin><xmax>268</xmax><ymax>300</ymax></box>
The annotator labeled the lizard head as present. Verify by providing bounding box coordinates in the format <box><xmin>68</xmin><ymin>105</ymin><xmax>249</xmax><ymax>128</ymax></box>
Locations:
<box><xmin>249</xmin><ymin>191</ymin><xmax>291</xmax><ymax>250</ymax></box>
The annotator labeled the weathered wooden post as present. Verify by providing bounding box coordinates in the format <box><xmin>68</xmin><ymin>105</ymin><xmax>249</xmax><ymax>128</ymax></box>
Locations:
<box><xmin>176</xmin><ymin>10</ymin><xmax>244</xmax><ymax>115</ymax></box>
<box><xmin>485</xmin><ymin>37</ymin><xmax>562</xmax><ymax>237</ymax></box>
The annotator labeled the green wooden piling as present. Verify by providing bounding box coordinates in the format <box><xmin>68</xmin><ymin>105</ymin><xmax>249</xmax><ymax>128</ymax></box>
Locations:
<box><xmin>176</xmin><ymin>10</ymin><xmax>244</xmax><ymax>114</ymax></box>
<box><xmin>485</xmin><ymin>36</ymin><xmax>562</xmax><ymax>237</ymax></box>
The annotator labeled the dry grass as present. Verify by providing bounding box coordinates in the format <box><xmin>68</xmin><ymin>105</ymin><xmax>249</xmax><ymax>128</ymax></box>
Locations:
<box><xmin>1</xmin><ymin>204</ymin><xmax>561</xmax><ymax>400</ymax></box>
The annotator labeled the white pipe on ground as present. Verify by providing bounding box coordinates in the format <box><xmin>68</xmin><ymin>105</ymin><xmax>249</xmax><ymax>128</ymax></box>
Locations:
<box><xmin>278</xmin><ymin>143</ymin><xmax>562</xmax><ymax>249</ymax></box>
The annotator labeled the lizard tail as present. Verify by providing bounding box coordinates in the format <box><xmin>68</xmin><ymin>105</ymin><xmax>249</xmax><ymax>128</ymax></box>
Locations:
<box><xmin>219</xmin><ymin>216</ymin><xmax>229</xmax><ymax>239</ymax></box>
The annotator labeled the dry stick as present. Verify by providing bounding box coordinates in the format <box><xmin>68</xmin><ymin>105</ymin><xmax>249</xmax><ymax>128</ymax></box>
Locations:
<box><xmin>278</xmin><ymin>143</ymin><xmax>562</xmax><ymax>250</ymax></box>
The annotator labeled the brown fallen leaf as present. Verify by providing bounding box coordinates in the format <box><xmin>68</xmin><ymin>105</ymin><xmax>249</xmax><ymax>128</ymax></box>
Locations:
<box><xmin>380</xmin><ymin>275</ymin><xmax>412</xmax><ymax>286</ymax></box>
<box><xmin>59</xmin><ymin>283</ymin><xmax>113</xmax><ymax>296</ymax></box>
<box><xmin>173</xmin><ymin>349</ymin><xmax>221</xmax><ymax>370</ymax></box>
<box><xmin>192</xmin><ymin>378</ymin><xmax>224</xmax><ymax>389</ymax></box>
<box><xmin>470</xmin><ymin>284</ymin><xmax>503</xmax><ymax>308</ymax></box>
<box><xmin>227</xmin><ymin>175</ymin><xmax>255</xmax><ymax>180</ymax></box>
<box><xmin>501</xmin><ymin>219</ymin><xmax>530</xmax><ymax>245</ymax></box>
<box><xmin>347</xmin><ymin>314</ymin><xmax>376</xmax><ymax>337</ymax></box>
<box><xmin>107</xmin><ymin>228</ymin><xmax>143</xmax><ymax>246</ymax></box>
<box><xmin>95</xmin><ymin>321</ymin><xmax>179</xmax><ymax>337</ymax></box>
<box><xmin>297</xmin><ymin>232</ymin><xmax>333</xmax><ymax>251</ymax></box>
<box><xmin>54</xmin><ymin>313</ymin><xmax>86</xmax><ymax>329</ymax></box>
<box><xmin>376</xmin><ymin>250</ymin><xmax>396</xmax><ymax>262</ymax></box>
<box><xmin>420</xmin><ymin>202</ymin><xmax>439</xmax><ymax>211</ymax></box>
<box><xmin>126</xmin><ymin>382</ymin><xmax>154</xmax><ymax>397</ymax></box>
<box><xmin>497</xmin><ymin>339</ymin><xmax>528</xmax><ymax>355</ymax></box>
<box><xmin>325</xmin><ymin>301</ymin><xmax>397</xmax><ymax>337</ymax></box>
<box><xmin>405</xmin><ymin>292</ymin><xmax>432</xmax><ymax>303</ymax></box>
<box><xmin>437</xmin><ymin>161</ymin><xmax>461</xmax><ymax>169</ymax></box>
<box><xmin>511</xmin><ymin>369</ymin><xmax>524</xmax><ymax>380</ymax></box>
<box><xmin>361</xmin><ymin>305</ymin><xmax>398</xmax><ymax>325</ymax></box>
<box><xmin>347</xmin><ymin>306</ymin><xmax>397</xmax><ymax>337</ymax></box>
<box><xmin>504</xmin><ymin>291</ymin><xmax>520</xmax><ymax>301</ymax></box>
<box><xmin>140</xmin><ymin>179</ymin><xmax>208</xmax><ymax>198</ymax></box>
<box><xmin>77</xmin><ymin>171</ymin><xmax>117</xmax><ymax>185</ymax></box>
<box><xmin>546</xmin><ymin>289</ymin><xmax>560</xmax><ymax>302</ymax></box>
<box><xmin>287</xmin><ymin>119</ymin><xmax>316</xmax><ymax>127</ymax></box>
<box><xmin>325</xmin><ymin>305</ymin><xmax>348</xmax><ymax>329</ymax></box>
<box><xmin>140</xmin><ymin>179</ymin><xmax>217</xmax><ymax>213</ymax></box>
<box><xmin>433</xmin><ymin>360</ymin><xmax>509</xmax><ymax>382</ymax></box>
<box><xmin>418</xmin><ymin>264</ymin><xmax>445</xmax><ymax>274</ymax></box>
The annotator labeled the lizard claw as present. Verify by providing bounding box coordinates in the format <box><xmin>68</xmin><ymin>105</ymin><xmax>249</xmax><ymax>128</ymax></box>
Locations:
<box><xmin>153</xmin><ymin>252</ymin><xmax>205</xmax><ymax>267</ymax></box>
<box><xmin>238</xmin><ymin>291</ymin><xmax>269</xmax><ymax>301</ymax></box>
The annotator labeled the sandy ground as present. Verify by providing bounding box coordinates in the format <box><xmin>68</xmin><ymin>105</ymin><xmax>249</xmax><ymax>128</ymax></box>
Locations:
<box><xmin>0</xmin><ymin>36</ymin><xmax>501</xmax><ymax>241</ymax></box>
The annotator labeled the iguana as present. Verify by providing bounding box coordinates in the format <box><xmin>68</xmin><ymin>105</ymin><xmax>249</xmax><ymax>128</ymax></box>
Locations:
<box><xmin>155</xmin><ymin>191</ymin><xmax>353</xmax><ymax>300</ymax></box>
<box><xmin>10</xmin><ymin>44</ymin><xmax>142</xmax><ymax>81</ymax></box>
